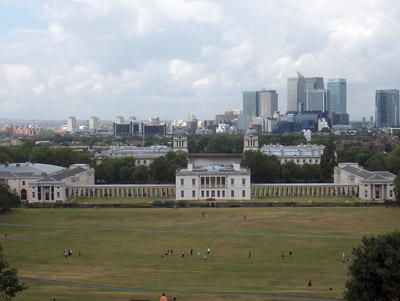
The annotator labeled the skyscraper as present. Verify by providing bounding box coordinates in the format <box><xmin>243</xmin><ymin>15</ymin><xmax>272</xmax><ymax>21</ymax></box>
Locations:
<box><xmin>243</xmin><ymin>91</ymin><xmax>259</xmax><ymax>117</ymax></box>
<box><xmin>306</xmin><ymin>90</ymin><xmax>326</xmax><ymax>112</ymax></box>
<box><xmin>287</xmin><ymin>72</ymin><xmax>306</xmax><ymax>113</ymax></box>
<box><xmin>305</xmin><ymin>77</ymin><xmax>324</xmax><ymax>91</ymax></box>
<box><xmin>258</xmin><ymin>90</ymin><xmax>278</xmax><ymax>118</ymax></box>
<box><xmin>327</xmin><ymin>79</ymin><xmax>347</xmax><ymax>114</ymax></box>
<box><xmin>89</xmin><ymin>116</ymin><xmax>99</xmax><ymax>131</ymax></box>
<box><xmin>375</xmin><ymin>90</ymin><xmax>400</xmax><ymax>127</ymax></box>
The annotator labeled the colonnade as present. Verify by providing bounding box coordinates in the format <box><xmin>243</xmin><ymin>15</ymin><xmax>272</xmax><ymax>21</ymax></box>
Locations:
<box><xmin>252</xmin><ymin>184</ymin><xmax>359</xmax><ymax>197</ymax></box>
<box><xmin>66</xmin><ymin>184</ymin><xmax>175</xmax><ymax>200</ymax></box>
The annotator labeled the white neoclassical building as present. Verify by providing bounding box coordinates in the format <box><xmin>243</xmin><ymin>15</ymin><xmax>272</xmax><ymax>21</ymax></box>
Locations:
<box><xmin>260</xmin><ymin>143</ymin><xmax>324</xmax><ymax>165</ymax></box>
<box><xmin>0</xmin><ymin>162</ymin><xmax>94</xmax><ymax>202</ymax></box>
<box><xmin>334</xmin><ymin>163</ymin><xmax>395</xmax><ymax>201</ymax></box>
<box><xmin>176</xmin><ymin>162</ymin><xmax>251</xmax><ymax>201</ymax></box>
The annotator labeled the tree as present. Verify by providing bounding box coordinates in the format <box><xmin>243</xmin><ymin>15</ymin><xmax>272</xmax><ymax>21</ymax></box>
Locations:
<box><xmin>386</xmin><ymin>146</ymin><xmax>400</xmax><ymax>175</ymax></box>
<box><xmin>320</xmin><ymin>138</ymin><xmax>337</xmax><ymax>182</ymax></box>
<box><xmin>0</xmin><ymin>243</ymin><xmax>27</xmax><ymax>300</ymax></box>
<box><xmin>281</xmin><ymin>161</ymin><xmax>302</xmax><ymax>183</ymax></box>
<box><xmin>241</xmin><ymin>150</ymin><xmax>280</xmax><ymax>183</ymax></box>
<box><xmin>344</xmin><ymin>231</ymin><xmax>400</xmax><ymax>301</ymax></box>
<box><xmin>0</xmin><ymin>180</ymin><xmax>21</xmax><ymax>211</ymax></box>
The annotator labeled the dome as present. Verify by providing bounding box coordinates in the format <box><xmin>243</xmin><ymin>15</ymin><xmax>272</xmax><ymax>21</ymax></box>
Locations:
<box><xmin>245</xmin><ymin>127</ymin><xmax>257</xmax><ymax>137</ymax></box>
<box><xmin>174</xmin><ymin>128</ymin><xmax>187</xmax><ymax>136</ymax></box>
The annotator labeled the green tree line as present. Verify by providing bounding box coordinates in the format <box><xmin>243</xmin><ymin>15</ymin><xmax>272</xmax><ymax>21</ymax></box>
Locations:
<box><xmin>95</xmin><ymin>151</ymin><xmax>188</xmax><ymax>184</ymax></box>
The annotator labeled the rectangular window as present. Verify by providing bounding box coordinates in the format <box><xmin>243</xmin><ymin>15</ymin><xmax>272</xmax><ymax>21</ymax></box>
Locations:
<box><xmin>206</xmin><ymin>190</ymin><xmax>209</xmax><ymax>197</ymax></box>
<box><xmin>57</xmin><ymin>192</ymin><xmax>60</xmax><ymax>198</ymax></box>
<box><xmin>32</xmin><ymin>191</ymin><xmax>35</xmax><ymax>198</ymax></box>
<box><xmin>192</xmin><ymin>178</ymin><xmax>195</xmax><ymax>185</ymax></box>
<box><xmin>242</xmin><ymin>178</ymin><xmax>246</xmax><ymax>185</ymax></box>
<box><xmin>192</xmin><ymin>190</ymin><xmax>195</xmax><ymax>197</ymax></box>
<box><xmin>201</xmin><ymin>190</ymin><xmax>204</xmax><ymax>198</ymax></box>
<box><xmin>231</xmin><ymin>190</ymin><xmax>234</xmax><ymax>197</ymax></box>
<box><xmin>22</xmin><ymin>181</ymin><xmax>25</xmax><ymax>185</ymax></box>
<box><xmin>181</xmin><ymin>191</ymin><xmax>184</xmax><ymax>197</ymax></box>
<box><xmin>211</xmin><ymin>177</ymin><xmax>215</xmax><ymax>186</ymax></box>
<box><xmin>242</xmin><ymin>190</ymin><xmax>245</xmax><ymax>197</ymax></box>
<box><xmin>222</xmin><ymin>177</ymin><xmax>225</xmax><ymax>186</ymax></box>
<box><xmin>222</xmin><ymin>190</ymin><xmax>225</xmax><ymax>197</ymax></box>
<box><xmin>217</xmin><ymin>177</ymin><xmax>220</xmax><ymax>185</ymax></box>
<box><xmin>201</xmin><ymin>177</ymin><xmax>205</xmax><ymax>185</ymax></box>
<box><xmin>217</xmin><ymin>190</ymin><xmax>220</xmax><ymax>197</ymax></box>
<box><xmin>390</xmin><ymin>190</ymin><xmax>393</xmax><ymax>197</ymax></box>
<box><xmin>181</xmin><ymin>179</ymin><xmax>184</xmax><ymax>185</ymax></box>
<box><xmin>211</xmin><ymin>190</ymin><xmax>215</xmax><ymax>197</ymax></box>
<box><xmin>231</xmin><ymin>178</ymin><xmax>234</xmax><ymax>185</ymax></box>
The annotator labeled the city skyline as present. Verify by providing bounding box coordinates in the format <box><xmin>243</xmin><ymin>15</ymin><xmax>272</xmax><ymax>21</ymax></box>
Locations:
<box><xmin>1</xmin><ymin>1</ymin><xmax>400</xmax><ymax>121</ymax></box>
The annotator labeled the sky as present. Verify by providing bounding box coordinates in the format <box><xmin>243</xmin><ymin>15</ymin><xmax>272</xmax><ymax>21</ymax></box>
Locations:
<box><xmin>1</xmin><ymin>0</ymin><xmax>400</xmax><ymax>122</ymax></box>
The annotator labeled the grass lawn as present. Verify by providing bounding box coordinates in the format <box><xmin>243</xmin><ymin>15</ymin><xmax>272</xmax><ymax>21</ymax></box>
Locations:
<box><xmin>0</xmin><ymin>207</ymin><xmax>399</xmax><ymax>301</ymax></box>
<box><xmin>252</xmin><ymin>195</ymin><xmax>358</xmax><ymax>203</ymax></box>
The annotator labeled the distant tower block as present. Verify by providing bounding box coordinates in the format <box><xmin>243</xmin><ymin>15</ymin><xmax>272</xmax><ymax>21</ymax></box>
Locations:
<box><xmin>243</xmin><ymin>127</ymin><xmax>259</xmax><ymax>152</ymax></box>
<box><xmin>173</xmin><ymin>128</ymin><xmax>188</xmax><ymax>152</ymax></box>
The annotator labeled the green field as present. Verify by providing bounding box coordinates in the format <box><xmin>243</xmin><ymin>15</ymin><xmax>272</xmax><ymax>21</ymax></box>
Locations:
<box><xmin>0</xmin><ymin>207</ymin><xmax>399</xmax><ymax>301</ymax></box>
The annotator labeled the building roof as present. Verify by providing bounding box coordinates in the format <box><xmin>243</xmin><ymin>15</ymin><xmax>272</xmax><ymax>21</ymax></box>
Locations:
<box><xmin>260</xmin><ymin>144</ymin><xmax>324</xmax><ymax>158</ymax></box>
<box><xmin>33</xmin><ymin>167</ymin><xmax>87</xmax><ymax>183</ymax></box>
<box><xmin>244</xmin><ymin>127</ymin><xmax>257</xmax><ymax>137</ymax></box>
<box><xmin>341</xmin><ymin>165</ymin><xmax>395</xmax><ymax>182</ymax></box>
<box><xmin>0</xmin><ymin>162</ymin><xmax>65</xmax><ymax>178</ymax></box>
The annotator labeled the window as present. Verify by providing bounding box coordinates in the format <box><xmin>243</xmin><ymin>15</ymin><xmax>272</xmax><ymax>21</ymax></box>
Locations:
<box><xmin>201</xmin><ymin>191</ymin><xmax>204</xmax><ymax>198</ymax></box>
<box><xmin>192</xmin><ymin>190</ymin><xmax>195</xmax><ymax>197</ymax></box>
<box><xmin>242</xmin><ymin>190</ymin><xmax>245</xmax><ymax>197</ymax></box>
<box><xmin>22</xmin><ymin>181</ymin><xmax>25</xmax><ymax>185</ymax></box>
<box><xmin>143</xmin><ymin>160</ymin><xmax>146</xmax><ymax>164</ymax></box>
<box><xmin>242</xmin><ymin>178</ymin><xmax>246</xmax><ymax>185</ymax></box>
<box><xmin>231</xmin><ymin>178</ymin><xmax>234</xmax><ymax>185</ymax></box>
<box><xmin>201</xmin><ymin>177</ymin><xmax>205</xmax><ymax>185</ymax></box>
<box><xmin>297</xmin><ymin>159</ymin><xmax>299</xmax><ymax>163</ymax></box>
<box><xmin>206</xmin><ymin>177</ymin><xmax>209</xmax><ymax>185</ymax></box>
<box><xmin>206</xmin><ymin>191</ymin><xmax>209</xmax><ymax>197</ymax></box>
<box><xmin>192</xmin><ymin>178</ymin><xmax>196</xmax><ymax>185</ymax></box>
<box><xmin>57</xmin><ymin>192</ymin><xmax>60</xmax><ymax>198</ymax></box>
<box><xmin>222</xmin><ymin>177</ymin><xmax>225</xmax><ymax>186</ymax></box>
<box><xmin>181</xmin><ymin>191</ymin><xmax>184</xmax><ymax>197</ymax></box>
<box><xmin>231</xmin><ymin>190</ymin><xmax>234</xmax><ymax>197</ymax></box>
<box><xmin>181</xmin><ymin>179</ymin><xmax>184</xmax><ymax>185</ymax></box>
<box><xmin>211</xmin><ymin>190</ymin><xmax>215</xmax><ymax>197</ymax></box>
<box><xmin>217</xmin><ymin>190</ymin><xmax>220</xmax><ymax>197</ymax></box>
<box><xmin>222</xmin><ymin>190</ymin><xmax>225</xmax><ymax>197</ymax></box>
<box><xmin>390</xmin><ymin>190</ymin><xmax>393</xmax><ymax>197</ymax></box>
<box><xmin>32</xmin><ymin>192</ymin><xmax>35</xmax><ymax>198</ymax></box>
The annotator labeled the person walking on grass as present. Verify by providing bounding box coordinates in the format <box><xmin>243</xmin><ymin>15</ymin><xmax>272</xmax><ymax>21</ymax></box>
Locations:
<box><xmin>308</xmin><ymin>280</ymin><xmax>312</xmax><ymax>291</ymax></box>
<box><xmin>182</xmin><ymin>250</ymin><xmax>185</xmax><ymax>258</ymax></box>
<box><xmin>207</xmin><ymin>247</ymin><xmax>210</xmax><ymax>254</ymax></box>
<box><xmin>160</xmin><ymin>293</ymin><xmax>167</xmax><ymax>301</ymax></box>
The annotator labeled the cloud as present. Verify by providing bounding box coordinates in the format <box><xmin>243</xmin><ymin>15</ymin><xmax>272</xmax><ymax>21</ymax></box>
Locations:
<box><xmin>1</xmin><ymin>0</ymin><xmax>400</xmax><ymax>121</ymax></box>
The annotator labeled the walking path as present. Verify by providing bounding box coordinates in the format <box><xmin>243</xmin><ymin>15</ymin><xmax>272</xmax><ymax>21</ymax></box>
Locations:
<box><xmin>19</xmin><ymin>276</ymin><xmax>341</xmax><ymax>301</ymax></box>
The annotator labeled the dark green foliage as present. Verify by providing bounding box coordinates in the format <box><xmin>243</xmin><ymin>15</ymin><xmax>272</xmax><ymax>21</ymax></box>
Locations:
<box><xmin>188</xmin><ymin>135</ymin><xmax>243</xmax><ymax>153</ymax></box>
<box><xmin>133</xmin><ymin>165</ymin><xmax>150</xmax><ymax>184</ymax></box>
<box><xmin>149</xmin><ymin>151</ymin><xmax>188</xmax><ymax>183</ymax></box>
<box><xmin>320</xmin><ymin>138</ymin><xmax>337</xmax><ymax>182</ymax></box>
<box><xmin>0</xmin><ymin>142</ymin><xmax>91</xmax><ymax>168</ymax></box>
<box><xmin>241</xmin><ymin>150</ymin><xmax>280</xmax><ymax>183</ymax></box>
<box><xmin>0</xmin><ymin>243</ymin><xmax>27</xmax><ymax>300</ymax></box>
<box><xmin>281</xmin><ymin>161</ymin><xmax>302</xmax><ymax>183</ymax></box>
<box><xmin>337</xmin><ymin>147</ymin><xmax>387</xmax><ymax>170</ymax></box>
<box><xmin>301</xmin><ymin>163</ymin><xmax>322</xmax><ymax>182</ymax></box>
<box><xmin>386</xmin><ymin>146</ymin><xmax>400</xmax><ymax>175</ymax></box>
<box><xmin>94</xmin><ymin>157</ymin><xmax>136</xmax><ymax>184</ymax></box>
<box><xmin>0</xmin><ymin>180</ymin><xmax>21</xmax><ymax>211</ymax></box>
<box><xmin>344</xmin><ymin>231</ymin><xmax>400</xmax><ymax>301</ymax></box>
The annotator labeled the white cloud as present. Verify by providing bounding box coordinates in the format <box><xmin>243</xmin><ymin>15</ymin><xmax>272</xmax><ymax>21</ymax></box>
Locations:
<box><xmin>1</xmin><ymin>0</ymin><xmax>400</xmax><ymax>120</ymax></box>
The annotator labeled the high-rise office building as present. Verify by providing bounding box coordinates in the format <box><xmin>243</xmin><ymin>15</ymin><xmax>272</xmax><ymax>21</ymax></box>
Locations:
<box><xmin>67</xmin><ymin>116</ymin><xmax>76</xmax><ymax>133</ymax></box>
<box><xmin>305</xmin><ymin>77</ymin><xmax>324</xmax><ymax>91</ymax></box>
<box><xmin>287</xmin><ymin>72</ymin><xmax>306</xmax><ymax>113</ymax></box>
<box><xmin>306</xmin><ymin>90</ymin><xmax>326</xmax><ymax>112</ymax></box>
<box><xmin>327</xmin><ymin>79</ymin><xmax>347</xmax><ymax>114</ymax></box>
<box><xmin>375</xmin><ymin>89</ymin><xmax>400</xmax><ymax>127</ymax></box>
<box><xmin>258</xmin><ymin>90</ymin><xmax>278</xmax><ymax>118</ymax></box>
<box><xmin>243</xmin><ymin>91</ymin><xmax>259</xmax><ymax>117</ymax></box>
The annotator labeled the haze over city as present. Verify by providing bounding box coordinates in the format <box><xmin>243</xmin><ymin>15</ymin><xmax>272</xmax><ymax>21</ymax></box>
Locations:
<box><xmin>1</xmin><ymin>0</ymin><xmax>400</xmax><ymax>121</ymax></box>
